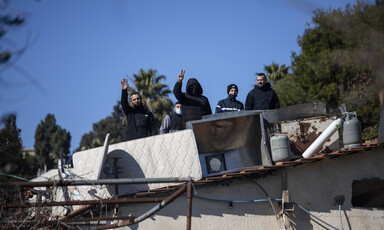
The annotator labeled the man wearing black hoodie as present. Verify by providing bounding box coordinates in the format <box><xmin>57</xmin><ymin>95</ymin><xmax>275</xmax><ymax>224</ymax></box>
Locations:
<box><xmin>245</xmin><ymin>73</ymin><xmax>280</xmax><ymax>110</ymax></box>
<box><xmin>121</xmin><ymin>78</ymin><xmax>155</xmax><ymax>141</ymax></box>
<box><xmin>173</xmin><ymin>69</ymin><xmax>212</xmax><ymax>124</ymax></box>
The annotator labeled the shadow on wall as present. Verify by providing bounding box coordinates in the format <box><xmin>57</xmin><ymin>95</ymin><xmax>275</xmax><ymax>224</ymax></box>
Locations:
<box><xmin>104</xmin><ymin>149</ymin><xmax>149</xmax><ymax>196</ymax></box>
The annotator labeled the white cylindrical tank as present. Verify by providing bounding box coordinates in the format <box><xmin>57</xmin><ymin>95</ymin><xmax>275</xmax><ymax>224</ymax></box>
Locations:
<box><xmin>270</xmin><ymin>133</ymin><xmax>291</xmax><ymax>162</ymax></box>
<box><xmin>343</xmin><ymin>112</ymin><xmax>362</xmax><ymax>148</ymax></box>
<box><xmin>302</xmin><ymin>118</ymin><xmax>342</xmax><ymax>158</ymax></box>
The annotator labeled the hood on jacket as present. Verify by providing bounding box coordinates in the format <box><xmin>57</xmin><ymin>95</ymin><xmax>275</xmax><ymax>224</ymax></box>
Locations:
<box><xmin>186</xmin><ymin>78</ymin><xmax>203</xmax><ymax>95</ymax></box>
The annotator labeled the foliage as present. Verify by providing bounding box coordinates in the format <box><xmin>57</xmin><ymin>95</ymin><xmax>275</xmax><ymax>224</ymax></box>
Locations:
<box><xmin>77</xmin><ymin>101</ymin><xmax>125</xmax><ymax>151</ymax></box>
<box><xmin>77</xmin><ymin>69</ymin><xmax>173</xmax><ymax>151</ymax></box>
<box><xmin>0</xmin><ymin>114</ymin><xmax>23</xmax><ymax>177</ymax></box>
<box><xmin>0</xmin><ymin>12</ymin><xmax>25</xmax><ymax>64</ymax></box>
<box><xmin>272</xmin><ymin>1</ymin><xmax>383</xmax><ymax>136</ymax></box>
<box><xmin>263</xmin><ymin>62</ymin><xmax>290</xmax><ymax>85</ymax></box>
<box><xmin>128</xmin><ymin>69</ymin><xmax>173</xmax><ymax>130</ymax></box>
<box><xmin>0</xmin><ymin>114</ymin><xmax>37</xmax><ymax>180</ymax></box>
<box><xmin>34</xmin><ymin>114</ymin><xmax>71</xmax><ymax>171</ymax></box>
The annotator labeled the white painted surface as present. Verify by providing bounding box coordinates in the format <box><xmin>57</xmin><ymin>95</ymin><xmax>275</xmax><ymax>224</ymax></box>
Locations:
<box><xmin>71</xmin><ymin>129</ymin><xmax>201</xmax><ymax>200</ymax></box>
<box><xmin>113</xmin><ymin>147</ymin><xmax>384</xmax><ymax>230</ymax></box>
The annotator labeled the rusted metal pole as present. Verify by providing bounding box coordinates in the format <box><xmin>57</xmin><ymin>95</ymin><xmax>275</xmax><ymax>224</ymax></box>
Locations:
<box><xmin>186</xmin><ymin>182</ymin><xmax>192</xmax><ymax>230</ymax></box>
<box><xmin>35</xmin><ymin>193</ymin><xmax>42</xmax><ymax>221</ymax></box>
<box><xmin>96</xmin><ymin>184</ymin><xmax>187</xmax><ymax>230</ymax></box>
<box><xmin>5</xmin><ymin>196</ymin><xmax>168</xmax><ymax>208</ymax></box>
<box><xmin>0</xmin><ymin>177</ymin><xmax>194</xmax><ymax>188</ymax></box>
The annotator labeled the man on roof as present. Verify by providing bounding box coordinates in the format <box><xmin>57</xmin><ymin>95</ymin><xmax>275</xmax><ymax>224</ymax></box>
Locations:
<box><xmin>173</xmin><ymin>69</ymin><xmax>212</xmax><ymax>125</ymax></box>
<box><xmin>245</xmin><ymin>73</ymin><xmax>280</xmax><ymax>110</ymax></box>
<box><xmin>159</xmin><ymin>101</ymin><xmax>184</xmax><ymax>134</ymax></box>
<box><xmin>215</xmin><ymin>84</ymin><xmax>244</xmax><ymax>113</ymax></box>
<box><xmin>121</xmin><ymin>78</ymin><xmax>155</xmax><ymax>141</ymax></box>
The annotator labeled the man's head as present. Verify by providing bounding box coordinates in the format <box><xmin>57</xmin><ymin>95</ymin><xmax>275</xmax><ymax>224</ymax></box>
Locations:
<box><xmin>174</xmin><ymin>101</ymin><xmax>182</xmax><ymax>115</ymax></box>
<box><xmin>256</xmin><ymin>73</ymin><xmax>267</xmax><ymax>88</ymax></box>
<box><xmin>227</xmin><ymin>84</ymin><xmax>238</xmax><ymax>97</ymax></box>
<box><xmin>130</xmin><ymin>92</ymin><xmax>143</xmax><ymax>107</ymax></box>
<box><xmin>186</xmin><ymin>78</ymin><xmax>203</xmax><ymax>96</ymax></box>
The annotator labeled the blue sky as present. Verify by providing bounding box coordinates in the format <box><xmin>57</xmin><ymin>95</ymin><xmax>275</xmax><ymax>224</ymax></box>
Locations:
<box><xmin>1</xmin><ymin>0</ymin><xmax>363</xmax><ymax>153</ymax></box>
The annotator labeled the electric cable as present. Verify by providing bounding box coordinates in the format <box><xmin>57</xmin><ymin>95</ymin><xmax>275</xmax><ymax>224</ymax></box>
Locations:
<box><xmin>339</xmin><ymin>204</ymin><xmax>344</xmax><ymax>230</ymax></box>
<box><xmin>294</xmin><ymin>203</ymin><xmax>340</xmax><ymax>230</ymax></box>
<box><xmin>252</xmin><ymin>179</ymin><xmax>279</xmax><ymax>220</ymax></box>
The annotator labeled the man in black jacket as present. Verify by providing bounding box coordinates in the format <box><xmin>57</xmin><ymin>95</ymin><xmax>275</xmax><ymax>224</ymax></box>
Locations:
<box><xmin>215</xmin><ymin>84</ymin><xmax>244</xmax><ymax>113</ymax></box>
<box><xmin>173</xmin><ymin>69</ymin><xmax>212</xmax><ymax>124</ymax></box>
<box><xmin>121</xmin><ymin>78</ymin><xmax>155</xmax><ymax>141</ymax></box>
<box><xmin>245</xmin><ymin>73</ymin><xmax>280</xmax><ymax>110</ymax></box>
<box><xmin>159</xmin><ymin>101</ymin><xmax>184</xmax><ymax>134</ymax></box>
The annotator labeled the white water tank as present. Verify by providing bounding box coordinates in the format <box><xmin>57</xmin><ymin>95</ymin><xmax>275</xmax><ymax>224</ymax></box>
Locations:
<box><xmin>343</xmin><ymin>112</ymin><xmax>362</xmax><ymax>148</ymax></box>
<box><xmin>270</xmin><ymin>133</ymin><xmax>291</xmax><ymax>162</ymax></box>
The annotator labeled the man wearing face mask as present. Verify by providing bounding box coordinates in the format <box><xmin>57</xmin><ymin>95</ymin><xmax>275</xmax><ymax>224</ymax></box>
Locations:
<box><xmin>215</xmin><ymin>84</ymin><xmax>244</xmax><ymax>113</ymax></box>
<box><xmin>121</xmin><ymin>78</ymin><xmax>155</xmax><ymax>141</ymax></box>
<box><xmin>159</xmin><ymin>102</ymin><xmax>184</xmax><ymax>134</ymax></box>
<box><xmin>173</xmin><ymin>69</ymin><xmax>212</xmax><ymax>124</ymax></box>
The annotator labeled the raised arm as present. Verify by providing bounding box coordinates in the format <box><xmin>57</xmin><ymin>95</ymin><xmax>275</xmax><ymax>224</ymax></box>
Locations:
<box><xmin>121</xmin><ymin>78</ymin><xmax>133</xmax><ymax>114</ymax></box>
<box><xmin>173</xmin><ymin>69</ymin><xmax>187</xmax><ymax>102</ymax></box>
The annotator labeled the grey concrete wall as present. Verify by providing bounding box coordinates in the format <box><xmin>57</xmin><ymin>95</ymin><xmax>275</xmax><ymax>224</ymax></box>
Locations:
<box><xmin>110</xmin><ymin>148</ymin><xmax>384</xmax><ymax>230</ymax></box>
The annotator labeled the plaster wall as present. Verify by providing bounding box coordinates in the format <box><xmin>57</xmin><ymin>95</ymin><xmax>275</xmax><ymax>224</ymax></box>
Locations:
<box><xmin>104</xmin><ymin>148</ymin><xmax>384</xmax><ymax>230</ymax></box>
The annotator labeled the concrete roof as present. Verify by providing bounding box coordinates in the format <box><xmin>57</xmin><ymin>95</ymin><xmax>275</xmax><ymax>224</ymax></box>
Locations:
<box><xmin>132</xmin><ymin>139</ymin><xmax>379</xmax><ymax>197</ymax></box>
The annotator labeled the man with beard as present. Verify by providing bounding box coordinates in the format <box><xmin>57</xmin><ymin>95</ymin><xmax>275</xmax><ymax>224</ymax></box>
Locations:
<box><xmin>245</xmin><ymin>73</ymin><xmax>280</xmax><ymax>110</ymax></box>
<box><xmin>173</xmin><ymin>69</ymin><xmax>212</xmax><ymax>125</ymax></box>
<box><xmin>121</xmin><ymin>78</ymin><xmax>155</xmax><ymax>141</ymax></box>
<box><xmin>215</xmin><ymin>84</ymin><xmax>244</xmax><ymax>113</ymax></box>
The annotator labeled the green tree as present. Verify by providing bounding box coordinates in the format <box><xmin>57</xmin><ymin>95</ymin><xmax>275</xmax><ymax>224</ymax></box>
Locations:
<box><xmin>0</xmin><ymin>114</ymin><xmax>38</xmax><ymax>180</ymax></box>
<box><xmin>264</xmin><ymin>62</ymin><xmax>290</xmax><ymax>85</ymax></box>
<box><xmin>34</xmin><ymin>114</ymin><xmax>71</xmax><ymax>171</ymax></box>
<box><xmin>0</xmin><ymin>114</ymin><xmax>23</xmax><ymax>178</ymax></box>
<box><xmin>128</xmin><ymin>69</ymin><xmax>173</xmax><ymax>129</ymax></box>
<box><xmin>278</xmin><ymin>1</ymin><xmax>383</xmax><ymax>139</ymax></box>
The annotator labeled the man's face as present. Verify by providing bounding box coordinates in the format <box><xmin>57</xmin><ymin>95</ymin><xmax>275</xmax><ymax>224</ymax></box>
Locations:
<box><xmin>257</xmin><ymin>75</ymin><xmax>266</xmax><ymax>87</ymax></box>
<box><xmin>130</xmin><ymin>94</ymin><xmax>142</xmax><ymax>107</ymax></box>
<box><xmin>228</xmin><ymin>88</ymin><xmax>238</xmax><ymax>96</ymax></box>
<box><xmin>174</xmin><ymin>104</ymin><xmax>181</xmax><ymax>111</ymax></box>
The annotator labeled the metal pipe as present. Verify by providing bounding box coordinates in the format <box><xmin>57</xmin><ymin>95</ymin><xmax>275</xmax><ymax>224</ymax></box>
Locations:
<box><xmin>187</xmin><ymin>182</ymin><xmax>192</xmax><ymax>230</ymax></box>
<box><xmin>61</xmin><ymin>204</ymin><xmax>92</xmax><ymax>220</ymax></box>
<box><xmin>5</xmin><ymin>197</ymin><xmax>168</xmax><ymax>208</ymax></box>
<box><xmin>0</xmin><ymin>177</ymin><xmax>194</xmax><ymax>188</ymax></box>
<box><xmin>2</xmin><ymin>216</ymin><xmax>135</xmax><ymax>226</ymax></box>
<box><xmin>36</xmin><ymin>193</ymin><xmax>42</xmax><ymax>221</ymax></box>
<box><xmin>96</xmin><ymin>184</ymin><xmax>187</xmax><ymax>229</ymax></box>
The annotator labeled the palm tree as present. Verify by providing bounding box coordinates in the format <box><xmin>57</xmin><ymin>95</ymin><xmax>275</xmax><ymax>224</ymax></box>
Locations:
<box><xmin>264</xmin><ymin>62</ymin><xmax>290</xmax><ymax>85</ymax></box>
<box><xmin>127</xmin><ymin>69</ymin><xmax>173</xmax><ymax>130</ymax></box>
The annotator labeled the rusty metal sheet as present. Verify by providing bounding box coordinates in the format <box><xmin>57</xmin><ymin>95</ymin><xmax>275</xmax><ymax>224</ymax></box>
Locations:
<box><xmin>279</xmin><ymin>116</ymin><xmax>340</xmax><ymax>156</ymax></box>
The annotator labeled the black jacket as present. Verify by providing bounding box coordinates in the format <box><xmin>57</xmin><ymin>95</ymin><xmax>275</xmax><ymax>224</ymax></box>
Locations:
<box><xmin>121</xmin><ymin>90</ymin><xmax>155</xmax><ymax>141</ymax></box>
<box><xmin>245</xmin><ymin>83</ymin><xmax>280</xmax><ymax>110</ymax></box>
<box><xmin>173</xmin><ymin>78</ymin><xmax>212</xmax><ymax>123</ymax></box>
<box><xmin>215</xmin><ymin>96</ymin><xmax>244</xmax><ymax>113</ymax></box>
<box><xmin>159</xmin><ymin>112</ymin><xmax>184</xmax><ymax>134</ymax></box>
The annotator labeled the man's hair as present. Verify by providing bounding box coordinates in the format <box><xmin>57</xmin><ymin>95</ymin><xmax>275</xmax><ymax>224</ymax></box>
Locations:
<box><xmin>257</xmin><ymin>73</ymin><xmax>267</xmax><ymax>79</ymax></box>
<box><xmin>130</xmin><ymin>92</ymin><xmax>141</xmax><ymax>99</ymax></box>
<box><xmin>175</xmin><ymin>101</ymin><xmax>181</xmax><ymax>105</ymax></box>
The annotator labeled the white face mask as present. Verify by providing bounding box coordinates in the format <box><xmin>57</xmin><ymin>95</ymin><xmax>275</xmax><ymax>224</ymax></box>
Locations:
<box><xmin>175</xmin><ymin>108</ymin><xmax>182</xmax><ymax>115</ymax></box>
